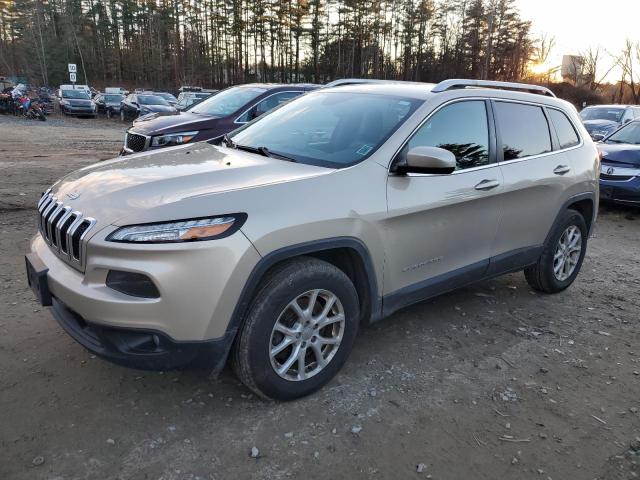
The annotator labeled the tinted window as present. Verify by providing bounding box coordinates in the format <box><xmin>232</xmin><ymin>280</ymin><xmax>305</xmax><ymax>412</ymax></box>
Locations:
<box><xmin>401</xmin><ymin>100</ymin><xmax>490</xmax><ymax>170</ymax></box>
<box><xmin>237</xmin><ymin>91</ymin><xmax>302</xmax><ymax>123</ymax></box>
<box><xmin>495</xmin><ymin>102</ymin><xmax>551</xmax><ymax>160</ymax></box>
<box><xmin>62</xmin><ymin>90</ymin><xmax>89</xmax><ymax>99</ymax></box>
<box><xmin>548</xmin><ymin>109</ymin><xmax>580</xmax><ymax>149</ymax></box>
<box><xmin>137</xmin><ymin>95</ymin><xmax>169</xmax><ymax>106</ymax></box>
<box><xmin>579</xmin><ymin>107</ymin><xmax>624</xmax><ymax>122</ymax></box>
<box><xmin>230</xmin><ymin>91</ymin><xmax>421</xmax><ymax>168</ymax></box>
<box><xmin>604</xmin><ymin>122</ymin><xmax>640</xmax><ymax>145</ymax></box>
<box><xmin>191</xmin><ymin>86</ymin><xmax>267</xmax><ymax>116</ymax></box>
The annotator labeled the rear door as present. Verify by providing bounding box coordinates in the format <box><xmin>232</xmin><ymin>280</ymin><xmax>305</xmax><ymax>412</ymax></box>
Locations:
<box><xmin>385</xmin><ymin>99</ymin><xmax>504</xmax><ymax>299</ymax></box>
<box><xmin>490</xmin><ymin>100</ymin><xmax>579</xmax><ymax>260</ymax></box>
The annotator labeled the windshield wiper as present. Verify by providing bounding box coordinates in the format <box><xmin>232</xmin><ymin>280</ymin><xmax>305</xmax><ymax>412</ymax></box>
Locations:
<box><xmin>222</xmin><ymin>134</ymin><xmax>236</xmax><ymax>148</ymax></box>
<box><xmin>235</xmin><ymin>144</ymin><xmax>297</xmax><ymax>162</ymax></box>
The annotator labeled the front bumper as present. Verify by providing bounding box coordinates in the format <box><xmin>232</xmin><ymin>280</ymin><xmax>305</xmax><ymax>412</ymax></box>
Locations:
<box><xmin>63</xmin><ymin>106</ymin><xmax>96</xmax><ymax>116</ymax></box>
<box><xmin>50</xmin><ymin>297</ymin><xmax>235</xmax><ymax>370</ymax></box>
<box><xmin>600</xmin><ymin>176</ymin><xmax>640</xmax><ymax>205</ymax></box>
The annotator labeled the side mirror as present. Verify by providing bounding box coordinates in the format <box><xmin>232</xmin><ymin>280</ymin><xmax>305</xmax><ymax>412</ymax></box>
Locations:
<box><xmin>396</xmin><ymin>146</ymin><xmax>456</xmax><ymax>175</ymax></box>
<box><xmin>131</xmin><ymin>101</ymin><xmax>138</xmax><ymax>107</ymax></box>
<box><xmin>591</xmin><ymin>133</ymin><xmax>605</xmax><ymax>142</ymax></box>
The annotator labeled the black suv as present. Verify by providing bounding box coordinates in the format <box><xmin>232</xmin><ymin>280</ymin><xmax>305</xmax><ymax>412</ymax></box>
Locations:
<box><xmin>120</xmin><ymin>93</ymin><xmax>178</xmax><ymax>122</ymax></box>
<box><xmin>121</xmin><ymin>84</ymin><xmax>317</xmax><ymax>154</ymax></box>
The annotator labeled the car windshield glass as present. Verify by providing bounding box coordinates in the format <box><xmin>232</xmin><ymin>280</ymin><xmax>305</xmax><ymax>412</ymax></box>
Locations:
<box><xmin>156</xmin><ymin>92</ymin><xmax>177</xmax><ymax>101</ymax></box>
<box><xmin>229</xmin><ymin>91</ymin><xmax>422</xmax><ymax>168</ymax></box>
<box><xmin>104</xmin><ymin>94</ymin><xmax>123</xmax><ymax>102</ymax></box>
<box><xmin>138</xmin><ymin>95</ymin><xmax>169</xmax><ymax>106</ymax></box>
<box><xmin>190</xmin><ymin>86</ymin><xmax>266</xmax><ymax>116</ymax></box>
<box><xmin>605</xmin><ymin>122</ymin><xmax>640</xmax><ymax>144</ymax></box>
<box><xmin>62</xmin><ymin>90</ymin><xmax>89</xmax><ymax>99</ymax></box>
<box><xmin>580</xmin><ymin>107</ymin><xmax>624</xmax><ymax>122</ymax></box>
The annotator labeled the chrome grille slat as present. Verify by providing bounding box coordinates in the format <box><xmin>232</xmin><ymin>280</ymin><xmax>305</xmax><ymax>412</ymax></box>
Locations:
<box><xmin>36</xmin><ymin>192</ymin><xmax>95</xmax><ymax>269</ymax></box>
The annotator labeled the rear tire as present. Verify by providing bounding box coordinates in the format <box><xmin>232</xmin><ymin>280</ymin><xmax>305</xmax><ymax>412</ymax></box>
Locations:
<box><xmin>232</xmin><ymin>257</ymin><xmax>360</xmax><ymax>401</ymax></box>
<box><xmin>524</xmin><ymin>209</ymin><xmax>588</xmax><ymax>293</ymax></box>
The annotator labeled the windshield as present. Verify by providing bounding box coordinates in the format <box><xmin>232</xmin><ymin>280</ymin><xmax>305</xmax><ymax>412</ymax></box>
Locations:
<box><xmin>580</xmin><ymin>107</ymin><xmax>624</xmax><ymax>122</ymax></box>
<box><xmin>62</xmin><ymin>90</ymin><xmax>89</xmax><ymax>100</ymax></box>
<box><xmin>191</xmin><ymin>86</ymin><xmax>266</xmax><ymax>116</ymax></box>
<box><xmin>156</xmin><ymin>92</ymin><xmax>177</xmax><ymax>102</ymax></box>
<box><xmin>138</xmin><ymin>95</ymin><xmax>169</xmax><ymax>106</ymax></box>
<box><xmin>605</xmin><ymin>121</ymin><xmax>640</xmax><ymax>144</ymax></box>
<box><xmin>230</xmin><ymin>91</ymin><xmax>422</xmax><ymax>168</ymax></box>
<box><xmin>104</xmin><ymin>94</ymin><xmax>123</xmax><ymax>103</ymax></box>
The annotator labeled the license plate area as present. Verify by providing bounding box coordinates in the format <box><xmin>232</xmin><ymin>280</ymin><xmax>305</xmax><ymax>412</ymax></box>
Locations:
<box><xmin>25</xmin><ymin>253</ymin><xmax>52</xmax><ymax>306</ymax></box>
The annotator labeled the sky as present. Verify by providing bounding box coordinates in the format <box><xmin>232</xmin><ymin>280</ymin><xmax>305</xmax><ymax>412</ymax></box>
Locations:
<box><xmin>516</xmin><ymin>0</ymin><xmax>640</xmax><ymax>81</ymax></box>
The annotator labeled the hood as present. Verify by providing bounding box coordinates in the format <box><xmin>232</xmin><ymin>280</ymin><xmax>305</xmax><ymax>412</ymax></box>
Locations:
<box><xmin>130</xmin><ymin>111</ymin><xmax>221</xmax><ymax>135</ymax></box>
<box><xmin>50</xmin><ymin>143</ymin><xmax>332</xmax><ymax>230</ymax></box>
<box><xmin>598</xmin><ymin>143</ymin><xmax>640</xmax><ymax>167</ymax></box>
<box><xmin>64</xmin><ymin>98</ymin><xmax>92</xmax><ymax>107</ymax></box>
<box><xmin>583</xmin><ymin>119</ymin><xmax>619</xmax><ymax>133</ymax></box>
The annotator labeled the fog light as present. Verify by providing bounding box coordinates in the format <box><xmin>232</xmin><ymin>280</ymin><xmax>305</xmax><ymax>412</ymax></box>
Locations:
<box><xmin>106</xmin><ymin>270</ymin><xmax>160</xmax><ymax>298</ymax></box>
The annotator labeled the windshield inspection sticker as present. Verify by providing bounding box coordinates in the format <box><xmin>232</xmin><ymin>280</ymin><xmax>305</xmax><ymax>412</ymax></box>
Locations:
<box><xmin>356</xmin><ymin>144</ymin><xmax>373</xmax><ymax>156</ymax></box>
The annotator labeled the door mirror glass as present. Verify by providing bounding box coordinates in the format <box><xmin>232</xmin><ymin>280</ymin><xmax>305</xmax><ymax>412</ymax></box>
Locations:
<box><xmin>398</xmin><ymin>146</ymin><xmax>456</xmax><ymax>174</ymax></box>
<box><xmin>591</xmin><ymin>133</ymin><xmax>605</xmax><ymax>142</ymax></box>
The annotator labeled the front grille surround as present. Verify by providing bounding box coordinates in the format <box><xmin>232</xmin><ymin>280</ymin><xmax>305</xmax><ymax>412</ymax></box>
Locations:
<box><xmin>37</xmin><ymin>189</ymin><xmax>96</xmax><ymax>269</ymax></box>
<box><xmin>125</xmin><ymin>132</ymin><xmax>149</xmax><ymax>152</ymax></box>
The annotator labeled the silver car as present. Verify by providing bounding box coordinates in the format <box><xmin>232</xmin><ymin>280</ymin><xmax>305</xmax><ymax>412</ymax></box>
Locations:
<box><xmin>26</xmin><ymin>79</ymin><xmax>598</xmax><ymax>400</ymax></box>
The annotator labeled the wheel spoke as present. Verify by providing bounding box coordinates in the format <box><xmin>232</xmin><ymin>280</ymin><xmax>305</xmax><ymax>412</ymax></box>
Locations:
<box><xmin>317</xmin><ymin>313</ymin><xmax>344</xmax><ymax>330</ymax></box>
<box><xmin>289</xmin><ymin>298</ymin><xmax>305</xmax><ymax>319</ymax></box>
<box><xmin>277</xmin><ymin>344</ymin><xmax>301</xmax><ymax>375</ymax></box>
<box><xmin>271</xmin><ymin>337</ymin><xmax>295</xmax><ymax>357</ymax></box>
<box><xmin>314</xmin><ymin>294</ymin><xmax>336</xmax><ymax>322</ymax></box>
<box><xmin>317</xmin><ymin>335</ymin><xmax>340</xmax><ymax>345</ymax></box>
<box><xmin>310</xmin><ymin>342</ymin><xmax>327</xmax><ymax>368</ymax></box>
<box><xmin>296</xmin><ymin>348</ymin><xmax>307</xmax><ymax>380</ymax></box>
<box><xmin>305</xmin><ymin>290</ymin><xmax>320</xmax><ymax>316</ymax></box>
<box><xmin>273</xmin><ymin>322</ymin><xmax>299</xmax><ymax>338</ymax></box>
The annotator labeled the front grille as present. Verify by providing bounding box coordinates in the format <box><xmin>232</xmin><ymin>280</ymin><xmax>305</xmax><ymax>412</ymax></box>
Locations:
<box><xmin>126</xmin><ymin>133</ymin><xmax>148</xmax><ymax>152</ymax></box>
<box><xmin>37</xmin><ymin>189</ymin><xmax>96</xmax><ymax>269</ymax></box>
<box><xmin>600</xmin><ymin>173</ymin><xmax>634</xmax><ymax>181</ymax></box>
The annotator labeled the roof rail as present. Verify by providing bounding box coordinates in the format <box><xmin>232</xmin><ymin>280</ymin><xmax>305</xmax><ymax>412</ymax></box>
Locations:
<box><xmin>432</xmin><ymin>79</ymin><xmax>556</xmax><ymax>97</ymax></box>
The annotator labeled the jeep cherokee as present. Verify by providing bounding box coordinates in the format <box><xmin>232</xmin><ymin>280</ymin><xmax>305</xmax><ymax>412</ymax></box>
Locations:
<box><xmin>26</xmin><ymin>79</ymin><xmax>599</xmax><ymax>400</ymax></box>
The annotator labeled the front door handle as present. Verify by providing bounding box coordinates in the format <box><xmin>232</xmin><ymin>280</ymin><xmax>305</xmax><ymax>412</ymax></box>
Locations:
<box><xmin>474</xmin><ymin>179</ymin><xmax>500</xmax><ymax>191</ymax></box>
<box><xmin>553</xmin><ymin>165</ymin><xmax>571</xmax><ymax>175</ymax></box>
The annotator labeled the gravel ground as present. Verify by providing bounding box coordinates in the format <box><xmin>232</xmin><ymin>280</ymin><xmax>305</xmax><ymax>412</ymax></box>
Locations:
<box><xmin>0</xmin><ymin>115</ymin><xmax>639</xmax><ymax>480</ymax></box>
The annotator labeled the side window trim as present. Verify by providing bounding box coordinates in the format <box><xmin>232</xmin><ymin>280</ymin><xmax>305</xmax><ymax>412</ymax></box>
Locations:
<box><xmin>542</xmin><ymin>106</ymin><xmax>560</xmax><ymax>151</ymax></box>
<box><xmin>390</xmin><ymin>97</ymin><xmax>497</xmax><ymax>175</ymax></box>
<box><xmin>234</xmin><ymin>90</ymin><xmax>303</xmax><ymax>125</ymax></box>
<box><xmin>546</xmin><ymin>106</ymin><xmax>582</xmax><ymax>150</ymax></box>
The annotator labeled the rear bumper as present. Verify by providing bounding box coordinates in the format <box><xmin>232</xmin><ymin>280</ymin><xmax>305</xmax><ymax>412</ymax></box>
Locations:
<box><xmin>599</xmin><ymin>177</ymin><xmax>640</xmax><ymax>205</ymax></box>
<box><xmin>50</xmin><ymin>297</ymin><xmax>235</xmax><ymax>371</ymax></box>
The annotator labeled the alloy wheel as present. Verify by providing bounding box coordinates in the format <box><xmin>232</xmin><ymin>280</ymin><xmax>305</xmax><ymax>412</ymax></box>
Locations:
<box><xmin>553</xmin><ymin>225</ymin><xmax>582</xmax><ymax>281</ymax></box>
<box><xmin>269</xmin><ymin>289</ymin><xmax>345</xmax><ymax>381</ymax></box>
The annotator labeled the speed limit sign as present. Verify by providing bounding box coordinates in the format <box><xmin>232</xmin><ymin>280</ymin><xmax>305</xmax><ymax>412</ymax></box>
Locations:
<box><xmin>68</xmin><ymin>63</ymin><xmax>77</xmax><ymax>73</ymax></box>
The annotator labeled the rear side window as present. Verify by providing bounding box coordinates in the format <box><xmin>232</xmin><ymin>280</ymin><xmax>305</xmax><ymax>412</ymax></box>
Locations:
<box><xmin>401</xmin><ymin>100</ymin><xmax>490</xmax><ymax>170</ymax></box>
<box><xmin>495</xmin><ymin>102</ymin><xmax>551</xmax><ymax>160</ymax></box>
<box><xmin>548</xmin><ymin>109</ymin><xmax>580</xmax><ymax>149</ymax></box>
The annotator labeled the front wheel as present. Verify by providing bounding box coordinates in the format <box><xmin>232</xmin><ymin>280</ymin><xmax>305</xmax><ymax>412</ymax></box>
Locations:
<box><xmin>232</xmin><ymin>257</ymin><xmax>360</xmax><ymax>401</ymax></box>
<box><xmin>120</xmin><ymin>110</ymin><xmax>125</xmax><ymax>121</ymax></box>
<box><xmin>106</xmin><ymin>109</ymin><xmax>112</xmax><ymax>119</ymax></box>
<box><xmin>524</xmin><ymin>209</ymin><xmax>588</xmax><ymax>293</ymax></box>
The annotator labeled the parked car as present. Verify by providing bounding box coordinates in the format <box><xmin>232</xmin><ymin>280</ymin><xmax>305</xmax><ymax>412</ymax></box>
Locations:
<box><xmin>26</xmin><ymin>79</ymin><xmax>598</xmax><ymax>400</ymax></box>
<box><xmin>93</xmin><ymin>93</ymin><xmax>124</xmax><ymax>118</ymax></box>
<box><xmin>122</xmin><ymin>84</ymin><xmax>316</xmax><ymax>154</ymax></box>
<box><xmin>60</xmin><ymin>84</ymin><xmax>92</xmax><ymax>97</ymax></box>
<box><xmin>153</xmin><ymin>91</ymin><xmax>178</xmax><ymax>106</ymax></box>
<box><xmin>119</xmin><ymin>93</ymin><xmax>178</xmax><ymax>121</ymax></box>
<box><xmin>580</xmin><ymin>104</ymin><xmax>640</xmax><ymax>140</ymax></box>
<box><xmin>596</xmin><ymin>120</ymin><xmax>640</xmax><ymax>206</ymax></box>
<box><xmin>105</xmin><ymin>87</ymin><xmax>129</xmax><ymax>95</ymax></box>
<box><xmin>176</xmin><ymin>91</ymin><xmax>216</xmax><ymax>111</ymax></box>
<box><xmin>58</xmin><ymin>89</ymin><xmax>96</xmax><ymax>117</ymax></box>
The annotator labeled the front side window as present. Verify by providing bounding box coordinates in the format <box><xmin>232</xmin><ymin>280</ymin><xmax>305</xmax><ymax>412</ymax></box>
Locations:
<box><xmin>495</xmin><ymin>102</ymin><xmax>551</xmax><ymax>160</ymax></box>
<box><xmin>237</xmin><ymin>91</ymin><xmax>303</xmax><ymax>123</ymax></box>
<box><xmin>230</xmin><ymin>91</ymin><xmax>421</xmax><ymax>168</ymax></box>
<box><xmin>399</xmin><ymin>100</ymin><xmax>490</xmax><ymax>170</ymax></box>
<box><xmin>191</xmin><ymin>86</ymin><xmax>267</xmax><ymax>117</ymax></box>
<box><xmin>548</xmin><ymin>109</ymin><xmax>580</xmax><ymax>149</ymax></box>
<box><xmin>137</xmin><ymin>95</ymin><xmax>169</xmax><ymax>106</ymax></box>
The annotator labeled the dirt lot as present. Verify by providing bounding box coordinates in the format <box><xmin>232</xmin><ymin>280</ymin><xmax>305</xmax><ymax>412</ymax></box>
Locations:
<box><xmin>1</xmin><ymin>115</ymin><xmax>639</xmax><ymax>480</ymax></box>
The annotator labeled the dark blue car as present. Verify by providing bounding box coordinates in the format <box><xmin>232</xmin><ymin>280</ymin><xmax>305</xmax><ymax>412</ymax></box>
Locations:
<box><xmin>598</xmin><ymin>120</ymin><xmax>640</xmax><ymax>206</ymax></box>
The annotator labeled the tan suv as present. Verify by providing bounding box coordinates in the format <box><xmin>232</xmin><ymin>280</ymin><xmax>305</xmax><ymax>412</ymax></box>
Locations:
<box><xmin>26</xmin><ymin>80</ymin><xmax>599</xmax><ymax>400</ymax></box>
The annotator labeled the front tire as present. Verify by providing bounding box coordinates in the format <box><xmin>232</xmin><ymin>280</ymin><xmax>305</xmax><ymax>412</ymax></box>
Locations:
<box><xmin>232</xmin><ymin>257</ymin><xmax>360</xmax><ymax>401</ymax></box>
<box><xmin>524</xmin><ymin>209</ymin><xmax>588</xmax><ymax>293</ymax></box>
<box><xmin>120</xmin><ymin>110</ymin><xmax>125</xmax><ymax>121</ymax></box>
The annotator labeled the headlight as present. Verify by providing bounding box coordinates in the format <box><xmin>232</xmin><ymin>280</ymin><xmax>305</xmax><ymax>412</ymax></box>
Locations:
<box><xmin>150</xmin><ymin>131</ymin><xmax>199</xmax><ymax>147</ymax></box>
<box><xmin>106</xmin><ymin>214</ymin><xmax>246</xmax><ymax>243</ymax></box>
<box><xmin>140</xmin><ymin>107</ymin><xmax>150</xmax><ymax>114</ymax></box>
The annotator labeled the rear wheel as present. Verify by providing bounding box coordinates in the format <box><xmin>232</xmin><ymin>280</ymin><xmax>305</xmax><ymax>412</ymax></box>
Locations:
<box><xmin>232</xmin><ymin>257</ymin><xmax>359</xmax><ymax>401</ymax></box>
<box><xmin>524</xmin><ymin>209</ymin><xmax>588</xmax><ymax>293</ymax></box>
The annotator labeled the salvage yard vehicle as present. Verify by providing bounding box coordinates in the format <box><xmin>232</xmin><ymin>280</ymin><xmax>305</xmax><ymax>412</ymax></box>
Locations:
<box><xmin>597</xmin><ymin>119</ymin><xmax>640</xmax><ymax>206</ymax></box>
<box><xmin>58</xmin><ymin>89</ymin><xmax>96</xmax><ymax>117</ymax></box>
<box><xmin>121</xmin><ymin>83</ymin><xmax>316</xmax><ymax>154</ymax></box>
<box><xmin>176</xmin><ymin>90</ymin><xmax>216</xmax><ymax>111</ymax></box>
<box><xmin>93</xmin><ymin>93</ymin><xmax>124</xmax><ymax>118</ymax></box>
<box><xmin>26</xmin><ymin>79</ymin><xmax>598</xmax><ymax>400</ymax></box>
<box><xmin>119</xmin><ymin>92</ymin><xmax>178</xmax><ymax>121</ymax></box>
<box><xmin>580</xmin><ymin>104</ymin><xmax>640</xmax><ymax>140</ymax></box>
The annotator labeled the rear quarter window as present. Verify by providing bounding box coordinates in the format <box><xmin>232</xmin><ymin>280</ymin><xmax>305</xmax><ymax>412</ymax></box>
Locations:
<box><xmin>495</xmin><ymin>102</ymin><xmax>551</xmax><ymax>160</ymax></box>
<box><xmin>548</xmin><ymin>108</ymin><xmax>580</xmax><ymax>149</ymax></box>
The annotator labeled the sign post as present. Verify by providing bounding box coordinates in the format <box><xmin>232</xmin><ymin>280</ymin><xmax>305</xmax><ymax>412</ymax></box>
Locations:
<box><xmin>68</xmin><ymin>64</ymin><xmax>77</xmax><ymax>88</ymax></box>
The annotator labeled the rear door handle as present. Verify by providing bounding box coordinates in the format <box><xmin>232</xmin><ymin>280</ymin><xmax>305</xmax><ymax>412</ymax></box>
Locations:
<box><xmin>553</xmin><ymin>165</ymin><xmax>571</xmax><ymax>175</ymax></box>
<box><xmin>474</xmin><ymin>179</ymin><xmax>500</xmax><ymax>191</ymax></box>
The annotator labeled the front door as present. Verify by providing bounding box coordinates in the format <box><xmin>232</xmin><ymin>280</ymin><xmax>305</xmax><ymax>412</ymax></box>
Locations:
<box><xmin>384</xmin><ymin>99</ymin><xmax>503</xmax><ymax>310</ymax></box>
